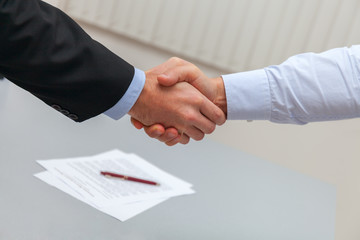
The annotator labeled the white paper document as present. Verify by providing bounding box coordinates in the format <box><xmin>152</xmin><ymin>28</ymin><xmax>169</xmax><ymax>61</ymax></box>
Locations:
<box><xmin>34</xmin><ymin>149</ymin><xmax>195</xmax><ymax>221</ymax></box>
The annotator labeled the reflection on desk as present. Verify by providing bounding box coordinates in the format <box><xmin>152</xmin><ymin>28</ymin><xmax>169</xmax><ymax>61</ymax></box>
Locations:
<box><xmin>0</xmin><ymin>84</ymin><xmax>336</xmax><ymax>240</ymax></box>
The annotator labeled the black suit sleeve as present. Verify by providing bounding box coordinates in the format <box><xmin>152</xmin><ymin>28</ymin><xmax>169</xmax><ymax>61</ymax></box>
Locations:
<box><xmin>0</xmin><ymin>0</ymin><xmax>135</xmax><ymax>122</ymax></box>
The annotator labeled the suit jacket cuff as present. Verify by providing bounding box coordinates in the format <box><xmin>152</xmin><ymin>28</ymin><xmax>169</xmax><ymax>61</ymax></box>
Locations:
<box><xmin>104</xmin><ymin>68</ymin><xmax>145</xmax><ymax>120</ymax></box>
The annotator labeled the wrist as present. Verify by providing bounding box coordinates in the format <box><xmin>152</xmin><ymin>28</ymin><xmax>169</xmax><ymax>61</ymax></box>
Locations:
<box><xmin>212</xmin><ymin>76</ymin><xmax>227</xmax><ymax>117</ymax></box>
<box><xmin>128</xmin><ymin>71</ymin><xmax>154</xmax><ymax>123</ymax></box>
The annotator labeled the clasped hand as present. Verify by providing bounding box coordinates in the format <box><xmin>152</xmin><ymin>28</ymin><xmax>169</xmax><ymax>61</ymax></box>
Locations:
<box><xmin>129</xmin><ymin>57</ymin><xmax>227</xmax><ymax>146</ymax></box>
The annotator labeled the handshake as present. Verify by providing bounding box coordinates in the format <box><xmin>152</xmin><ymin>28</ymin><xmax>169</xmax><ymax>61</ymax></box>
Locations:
<box><xmin>129</xmin><ymin>57</ymin><xmax>227</xmax><ymax>146</ymax></box>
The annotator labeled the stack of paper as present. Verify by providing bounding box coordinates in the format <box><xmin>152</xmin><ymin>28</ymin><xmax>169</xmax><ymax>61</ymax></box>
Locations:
<box><xmin>34</xmin><ymin>149</ymin><xmax>195</xmax><ymax>221</ymax></box>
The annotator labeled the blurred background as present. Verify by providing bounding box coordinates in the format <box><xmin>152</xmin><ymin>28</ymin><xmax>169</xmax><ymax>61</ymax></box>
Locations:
<box><xmin>2</xmin><ymin>0</ymin><xmax>360</xmax><ymax>239</ymax></box>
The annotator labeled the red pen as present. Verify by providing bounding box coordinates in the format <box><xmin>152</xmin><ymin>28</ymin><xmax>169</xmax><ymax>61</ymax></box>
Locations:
<box><xmin>100</xmin><ymin>171</ymin><xmax>160</xmax><ymax>186</ymax></box>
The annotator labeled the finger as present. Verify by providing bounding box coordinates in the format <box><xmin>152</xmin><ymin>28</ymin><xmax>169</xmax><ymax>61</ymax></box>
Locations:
<box><xmin>183</xmin><ymin>103</ymin><xmax>217</xmax><ymax>134</ymax></box>
<box><xmin>143</xmin><ymin>124</ymin><xmax>166</xmax><ymax>138</ymax></box>
<box><xmin>165</xmin><ymin>133</ymin><xmax>191</xmax><ymax>146</ymax></box>
<box><xmin>131</xmin><ymin>117</ymin><xmax>144</xmax><ymax>129</ymax></box>
<box><xmin>199</xmin><ymin>97</ymin><xmax>226</xmax><ymax>126</ymax></box>
<box><xmin>183</xmin><ymin>126</ymin><xmax>205</xmax><ymax>141</ymax></box>
<box><xmin>179</xmin><ymin>133</ymin><xmax>190</xmax><ymax>144</ymax></box>
<box><xmin>165</xmin><ymin>135</ymin><xmax>182</xmax><ymax>146</ymax></box>
<box><xmin>156</xmin><ymin>128</ymin><xmax>179</xmax><ymax>143</ymax></box>
<box><xmin>149</xmin><ymin>57</ymin><xmax>187</xmax><ymax>76</ymax></box>
<box><xmin>166</xmin><ymin>133</ymin><xmax>190</xmax><ymax>146</ymax></box>
<box><xmin>190</xmin><ymin>113</ymin><xmax>217</xmax><ymax>134</ymax></box>
<box><xmin>158</xmin><ymin>64</ymin><xmax>201</xmax><ymax>87</ymax></box>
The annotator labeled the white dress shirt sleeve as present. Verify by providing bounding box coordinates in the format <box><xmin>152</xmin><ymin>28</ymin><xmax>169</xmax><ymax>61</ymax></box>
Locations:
<box><xmin>222</xmin><ymin>45</ymin><xmax>360</xmax><ymax>124</ymax></box>
<box><xmin>103</xmin><ymin>68</ymin><xmax>145</xmax><ymax>120</ymax></box>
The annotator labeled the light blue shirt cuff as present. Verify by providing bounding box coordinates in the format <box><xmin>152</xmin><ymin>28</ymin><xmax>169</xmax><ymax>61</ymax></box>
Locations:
<box><xmin>104</xmin><ymin>68</ymin><xmax>145</xmax><ymax>120</ymax></box>
<box><xmin>222</xmin><ymin>69</ymin><xmax>271</xmax><ymax>120</ymax></box>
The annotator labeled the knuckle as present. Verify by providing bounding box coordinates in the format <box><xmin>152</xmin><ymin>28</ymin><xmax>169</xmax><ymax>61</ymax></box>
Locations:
<box><xmin>169</xmin><ymin>57</ymin><xmax>184</xmax><ymax>66</ymax></box>
<box><xmin>190</xmin><ymin>64</ymin><xmax>200</xmax><ymax>73</ymax></box>
<box><xmin>193</xmin><ymin>96</ymin><xmax>205</xmax><ymax>106</ymax></box>
<box><xmin>182</xmin><ymin>110</ymin><xmax>196</xmax><ymax>123</ymax></box>
<box><xmin>184</xmin><ymin>112</ymin><xmax>197</xmax><ymax>123</ymax></box>
<box><xmin>169</xmin><ymin>56</ymin><xmax>178</xmax><ymax>61</ymax></box>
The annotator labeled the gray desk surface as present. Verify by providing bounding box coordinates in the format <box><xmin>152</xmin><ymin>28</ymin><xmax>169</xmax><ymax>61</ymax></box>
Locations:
<box><xmin>0</xmin><ymin>82</ymin><xmax>336</xmax><ymax>240</ymax></box>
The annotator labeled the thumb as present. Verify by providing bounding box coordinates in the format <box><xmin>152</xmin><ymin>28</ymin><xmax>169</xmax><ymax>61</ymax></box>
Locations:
<box><xmin>157</xmin><ymin>73</ymin><xmax>179</xmax><ymax>87</ymax></box>
<box><xmin>157</xmin><ymin>65</ymin><xmax>200</xmax><ymax>87</ymax></box>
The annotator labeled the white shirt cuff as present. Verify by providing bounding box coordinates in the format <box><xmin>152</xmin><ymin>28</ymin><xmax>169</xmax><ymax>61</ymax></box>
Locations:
<box><xmin>222</xmin><ymin>69</ymin><xmax>271</xmax><ymax>120</ymax></box>
<box><xmin>104</xmin><ymin>68</ymin><xmax>145</xmax><ymax>120</ymax></box>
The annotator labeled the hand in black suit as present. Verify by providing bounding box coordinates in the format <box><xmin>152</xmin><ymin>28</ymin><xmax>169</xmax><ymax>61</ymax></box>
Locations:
<box><xmin>0</xmin><ymin>0</ymin><xmax>226</xmax><ymax>142</ymax></box>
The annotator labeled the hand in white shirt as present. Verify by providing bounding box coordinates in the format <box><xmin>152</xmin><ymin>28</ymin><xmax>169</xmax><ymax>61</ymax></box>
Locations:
<box><xmin>132</xmin><ymin>46</ymin><xmax>360</xmax><ymax>146</ymax></box>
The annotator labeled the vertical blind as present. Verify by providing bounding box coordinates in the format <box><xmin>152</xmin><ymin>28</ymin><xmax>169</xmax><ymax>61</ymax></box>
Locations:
<box><xmin>44</xmin><ymin>0</ymin><xmax>360</xmax><ymax>72</ymax></box>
